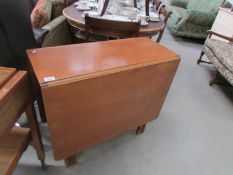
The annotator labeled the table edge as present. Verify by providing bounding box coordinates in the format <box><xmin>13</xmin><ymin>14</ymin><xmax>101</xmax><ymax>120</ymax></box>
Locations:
<box><xmin>40</xmin><ymin>56</ymin><xmax>180</xmax><ymax>88</ymax></box>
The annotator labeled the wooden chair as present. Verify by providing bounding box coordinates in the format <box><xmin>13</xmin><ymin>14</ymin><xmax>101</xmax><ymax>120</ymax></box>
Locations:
<box><xmin>145</xmin><ymin>0</ymin><xmax>172</xmax><ymax>43</ymax></box>
<box><xmin>145</xmin><ymin>0</ymin><xmax>162</xmax><ymax>16</ymax></box>
<box><xmin>100</xmin><ymin>0</ymin><xmax>110</xmax><ymax>16</ymax></box>
<box><xmin>133</xmin><ymin>0</ymin><xmax>137</xmax><ymax>8</ymax></box>
<box><xmin>84</xmin><ymin>15</ymin><xmax>141</xmax><ymax>42</ymax></box>
<box><xmin>0</xmin><ymin>67</ymin><xmax>45</xmax><ymax>175</ymax></box>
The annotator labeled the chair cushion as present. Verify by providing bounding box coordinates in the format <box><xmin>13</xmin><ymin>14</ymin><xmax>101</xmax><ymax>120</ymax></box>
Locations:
<box><xmin>187</xmin><ymin>0</ymin><xmax>223</xmax><ymax>14</ymax></box>
<box><xmin>31</xmin><ymin>0</ymin><xmax>52</xmax><ymax>28</ymax></box>
<box><xmin>203</xmin><ymin>43</ymin><xmax>233</xmax><ymax>86</ymax></box>
<box><xmin>187</xmin><ymin>10</ymin><xmax>216</xmax><ymax>27</ymax></box>
<box><xmin>167</xmin><ymin>6</ymin><xmax>187</xmax><ymax>25</ymax></box>
<box><xmin>204</xmin><ymin>38</ymin><xmax>233</xmax><ymax>73</ymax></box>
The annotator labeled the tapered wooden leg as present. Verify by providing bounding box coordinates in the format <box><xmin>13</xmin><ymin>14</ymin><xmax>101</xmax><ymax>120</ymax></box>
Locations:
<box><xmin>197</xmin><ymin>51</ymin><xmax>212</xmax><ymax>65</ymax></box>
<box><xmin>26</xmin><ymin>103</ymin><xmax>45</xmax><ymax>162</ymax></box>
<box><xmin>28</xmin><ymin>66</ymin><xmax>47</xmax><ymax>123</ymax></box>
<box><xmin>136</xmin><ymin>124</ymin><xmax>146</xmax><ymax>135</ymax></box>
<box><xmin>65</xmin><ymin>154</ymin><xmax>77</xmax><ymax>167</ymax></box>
<box><xmin>36</xmin><ymin>95</ymin><xmax>47</xmax><ymax>123</ymax></box>
<box><xmin>197</xmin><ymin>51</ymin><xmax>204</xmax><ymax>64</ymax></box>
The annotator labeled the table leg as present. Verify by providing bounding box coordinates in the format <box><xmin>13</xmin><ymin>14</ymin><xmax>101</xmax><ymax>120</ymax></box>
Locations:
<box><xmin>64</xmin><ymin>154</ymin><xmax>77</xmax><ymax>167</ymax></box>
<box><xmin>26</xmin><ymin>103</ymin><xmax>45</xmax><ymax>162</ymax></box>
<box><xmin>136</xmin><ymin>124</ymin><xmax>146</xmax><ymax>134</ymax></box>
<box><xmin>28</xmin><ymin>66</ymin><xmax>47</xmax><ymax>123</ymax></box>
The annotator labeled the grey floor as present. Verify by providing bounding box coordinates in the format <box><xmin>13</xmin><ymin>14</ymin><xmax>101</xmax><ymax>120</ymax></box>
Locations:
<box><xmin>15</xmin><ymin>28</ymin><xmax>233</xmax><ymax>175</ymax></box>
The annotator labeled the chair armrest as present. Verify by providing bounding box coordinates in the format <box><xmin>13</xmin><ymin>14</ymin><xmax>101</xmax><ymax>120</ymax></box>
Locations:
<box><xmin>33</xmin><ymin>28</ymin><xmax>48</xmax><ymax>46</ymax></box>
<box><xmin>42</xmin><ymin>15</ymin><xmax>66</xmax><ymax>32</ymax></box>
<box><xmin>187</xmin><ymin>10</ymin><xmax>216</xmax><ymax>27</ymax></box>
<box><xmin>207</xmin><ymin>31</ymin><xmax>233</xmax><ymax>42</ymax></box>
<box><xmin>41</xmin><ymin>15</ymin><xmax>72</xmax><ymax>47</ymax></box>
<box><xmin>170</xmin><ymin>0</ymin><xmax>189</xmax><ymax>8</ymax></box>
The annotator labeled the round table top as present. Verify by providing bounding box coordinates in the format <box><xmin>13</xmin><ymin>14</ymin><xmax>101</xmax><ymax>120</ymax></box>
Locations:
<box><xmin>63</xmin><ymin>4</ymin><xmax>165</xmax><ymax>37</ymax></box>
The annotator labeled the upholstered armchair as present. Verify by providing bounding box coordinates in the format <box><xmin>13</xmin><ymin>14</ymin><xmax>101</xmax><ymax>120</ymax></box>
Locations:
<box><xmin>166</xmin><ymin>0</ymin><xmax>226</xmax><ymax>39</ymax></box>
<box><xmin>197</xmin><ymin>31</ymin><xmax>233</xmax><ymax>86</ymax></box>
<box><xmin>31</xmin><ymin>0</ymin><xmax>73</xmax><ymax>47</ymax></box>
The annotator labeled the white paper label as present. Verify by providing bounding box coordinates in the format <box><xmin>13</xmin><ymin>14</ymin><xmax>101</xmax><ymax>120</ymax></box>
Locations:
<box><xmin>44</xmin><ymin>76</ymin><xmax>56</xmax><ymax>82</ymax></box>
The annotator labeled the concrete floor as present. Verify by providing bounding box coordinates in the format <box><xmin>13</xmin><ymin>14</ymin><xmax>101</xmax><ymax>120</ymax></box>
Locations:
<box><xmin>15</xmin><ymin>28</ymin><xmax>233</xmax><ymax>175</ymax></box>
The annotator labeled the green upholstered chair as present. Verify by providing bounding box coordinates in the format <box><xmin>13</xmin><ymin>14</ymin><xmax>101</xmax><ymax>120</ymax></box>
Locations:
<box><xmin>166</xmin><ymin>0</ymin><xmax>228</xmax><ymax>39</ymax></box>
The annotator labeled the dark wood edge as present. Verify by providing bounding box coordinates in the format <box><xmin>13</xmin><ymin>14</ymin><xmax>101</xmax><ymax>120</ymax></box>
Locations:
<box><xmin>26</xmin><ymin>103</ymin><xmax>45</xmax><ymax>161</ymax></box>
<box><xmin>84</xmin><ymin>14</ymin><xmax>141</xmax><ymax>41</ymax></box>
<box><xmin>100</xmin><ymin>0</ymin><xmax>109</xmax><ymax>16</ymax></box>
<box><xmin>39</xmin><ymin>55</ymin><xmax>180</xmax><ymax>88</ymax></box>
<box><xmin>26</xmin><ymin>53</ymin><xmax>47</xmax><ymax>123</ymax></box>
<box><xmin>207</xmin><ymin>30</ymin><xmax>233</xmax><ymax>42</ymax></box>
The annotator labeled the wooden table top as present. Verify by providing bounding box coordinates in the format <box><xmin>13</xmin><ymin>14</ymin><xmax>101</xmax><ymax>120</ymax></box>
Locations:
<box><xmin>27</xmin><ymin>37</ymin><xmax>179</xmax><ymax>86</ymax></box>
<box><xmin>63</xmin><ymin>4</ymin><xmax>165</xmax><ymax>36</ymax></box>
<box><xmin>0</xmin><ymin>67</ymin><xmax>16</xmax><ymax>89</ymax></box>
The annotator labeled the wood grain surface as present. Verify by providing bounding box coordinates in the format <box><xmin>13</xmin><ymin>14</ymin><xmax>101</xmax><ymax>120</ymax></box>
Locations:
<box><xmin>0</xmin><ymin>67</ymin><xmax>16</xmax><ymax>89</ymax></box>
<box><xmin>27</xmin><ymin>37</ymin><xmax>178</xmax><ymax>85</ymax></box>
<box><xmin>0</xmin><ymin>69</ymin><xmax>45</xmax><ymax>173</ymax></box>
<box><xmin>0</xmin><ymin>127</ymin><xmax>31</xmax><ymax>175</ymax></box>
<box><xmin>0</xmin><ymin>71</ymin><xmax>30</xmax><ymax>141</ymax></box>
<box><xmin>27</xmin><ymin>38</ymin><xmax>180</xmax><ymax>161</ymax></box>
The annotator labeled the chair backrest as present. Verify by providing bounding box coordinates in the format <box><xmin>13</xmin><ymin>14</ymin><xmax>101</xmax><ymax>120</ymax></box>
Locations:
<box><xmin>84</xmin><ymin>15</ymin><xmax>141</xmax><ymax>41</ymax></box>
<box><xmin>133</xmin><ymin>0</ymin><xmax>138</xmax><ymax>8</ymax></box>
<box><xmin>157</xmin><ymin>5</ymin><xmax>172</xmax><ymax>42</ymax></box>
<box><xmin>0</xmin><ymin>0</ymin><xmax>38</xmax><ymax>70</ymax></box>
<box><xmin>100</xmin><ymin>0</ymin><xmax>137</xmax><ymax>16</ymax></box>
<box><xmin>100</xmin><ymin>0</ymin><xmax>110</xmax><ymax>16</ymax></box>
<box><xmin>145</xmin><ymin>0</ymin><xmax>162</xmax><ymax>16</ymax></box>
<box><xmin>187</xmin><ymin>0</ymin><xmax>224</xmax><ymax>14</ymax></box>
<box><xmin>152</xmin><ymin>2</ymin><xmax>172</xmax><ymax>42</ymax></box>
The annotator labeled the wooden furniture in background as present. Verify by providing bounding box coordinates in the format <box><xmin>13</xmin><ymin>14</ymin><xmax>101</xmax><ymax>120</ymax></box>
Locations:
<box><xmin>63</xmin><ymin>4</ymin><xmax>165</xmax><ymax>38</ymax></box>
<box><xmin>0</xmin><ymin>67</ymin><xmax>45</xmax><ymax>175</ymax></box>
<box><xmin>197</xmin><ymin>31</ymin><xmax>233</xmax><ymax>86</ymax></box>
<box><xmin>211</xmin><ymin>7</ymin><xmax>233</xmax><ymax>42</ymax></box>
<box><xmin>100</xmin><ymin>0</ymin><xmax>110</xmax><ymax>16</ymax></box>
<box><xmin>27</xmin><ymin>37</ymin><xmax>180</xmax><ymax>167</ymax></box>
<box><xmin>145</xmin><ymin>0</ymin><xmax>172</xmax><ymax>42</ymax></box>
<box><xmin>84</xmin><ymin>14</ymin><xmax>141</xmax><ymax>41</ymax></box>
<box><xmin>145</xmin><ymin>0</ymin><xmax>161</xmax><ymax>16</ymax></box>
<box><xmin>0</xmin><ymin>67</ymin><xmax>16</xmax><ymax>88</ymax></box>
